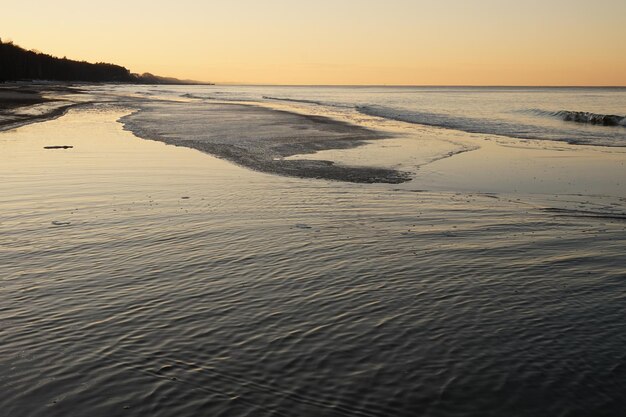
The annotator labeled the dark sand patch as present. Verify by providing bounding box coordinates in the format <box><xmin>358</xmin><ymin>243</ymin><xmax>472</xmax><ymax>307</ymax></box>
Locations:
<box><xmin>0</xmin><ymin>84</ymin><xmax>84</xmax><ymax>131</ymax></box>
<box><xmin>0</xmin><ymin>88</ymin><xmax>49</xmax><ymax>110</ymax></box>
<box><xmin>120</xmin><ymin>102</ymin><xmax>411</xmax><ymax>183</ymax></box>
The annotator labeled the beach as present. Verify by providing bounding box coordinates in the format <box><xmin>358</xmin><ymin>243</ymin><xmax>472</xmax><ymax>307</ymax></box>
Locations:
<box><xmin>0</xmin><ymin>83</ymin><xmax>86</xmax><ymax>130</ymax></box>
<box><xmin>1</xmin><ymin>85</ymin><xmax>625</xmax><ymax>416</ymax></box>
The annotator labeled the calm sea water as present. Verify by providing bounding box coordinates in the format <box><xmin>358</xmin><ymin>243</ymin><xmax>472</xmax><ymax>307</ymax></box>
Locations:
<box><xmin>1</xmin><ymin>88</ymin><xmax>626</xmax><ymax>416</ymax></box>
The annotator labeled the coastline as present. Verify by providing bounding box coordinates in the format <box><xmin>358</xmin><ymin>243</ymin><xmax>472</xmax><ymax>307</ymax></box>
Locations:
<box><xmin>2</xmin><ymin>83</ymin><xmax>625</xmax><ymax>196</ymax></box>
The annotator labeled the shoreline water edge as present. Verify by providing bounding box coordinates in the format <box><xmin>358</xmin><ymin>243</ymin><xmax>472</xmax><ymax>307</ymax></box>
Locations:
<box><xmin>3</xmin><ymin>83</ymin><xmax>625</xmax><ymax>190</ymax></box>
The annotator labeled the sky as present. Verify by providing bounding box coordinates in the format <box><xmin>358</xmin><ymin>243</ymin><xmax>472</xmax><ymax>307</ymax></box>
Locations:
<box><xmin>3</xmin><ymin>0</ymin><xmax>626</xmax><ymax>85</ymax></box>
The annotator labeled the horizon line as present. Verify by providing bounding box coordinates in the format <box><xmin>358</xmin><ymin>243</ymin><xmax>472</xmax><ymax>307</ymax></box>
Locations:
<box><xmin>211</xmin><ymin>83</ymin><xmax>626</xmax><ymax>88</ymax></box>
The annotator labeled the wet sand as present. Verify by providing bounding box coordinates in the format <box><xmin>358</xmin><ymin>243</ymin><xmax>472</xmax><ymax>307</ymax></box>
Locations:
<box><xmin>0</xmin><ymin>87</ymin><xmax>49</xmax><ymax>109</ymax></box>
<box><xmin>0</xmin><ymin>84</ymin><xmax>84</xmax><ymax>131</ymax></box>
<box><xmin>120</xmin><ymin>101</ymin><xmax>412</xmax><ymax>183</ymax></box>
<box><xmin>1</xmin><ymin>84</ymin><xmax>413</xmax><ymax>183</ymax></box>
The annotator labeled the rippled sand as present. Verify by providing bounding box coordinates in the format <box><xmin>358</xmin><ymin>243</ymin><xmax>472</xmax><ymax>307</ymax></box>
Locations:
<box><xmin>1</xmin><ymin>104</ymin><xmax>626</xmax><ymax>417</ymax></box>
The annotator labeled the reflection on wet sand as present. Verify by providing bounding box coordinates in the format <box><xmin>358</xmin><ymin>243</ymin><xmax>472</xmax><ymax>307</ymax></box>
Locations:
<box><xmin>1</xmin><ymin>87</ymin><xmax>626</xmax><ymax>417</ymax></box>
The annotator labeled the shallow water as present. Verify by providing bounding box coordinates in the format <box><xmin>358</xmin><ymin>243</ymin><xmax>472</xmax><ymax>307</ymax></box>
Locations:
<box><xmin>84</xmin><ymin>84</ymin><xmax>626</xmax><ymax>197</ymax></box>
<box><xmin>91</xmin><ymin>84</ymin><xmax>626</xmax><ymax>147</ymax></box>
<box><xmin>1</xmin><ymin>106</ymin><xmax>626</xmax><ymax>416</ymax></box>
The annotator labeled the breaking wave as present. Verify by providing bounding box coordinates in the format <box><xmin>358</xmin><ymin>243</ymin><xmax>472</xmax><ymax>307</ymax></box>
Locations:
<box><xmin>357</xmin><ymin>105</ymin><xmax>625</xmax><ymax>147</ymax></box>
<box><xmin>528</xmin><ymin>109</ymin><xmax>626</xmax><ymax>127</ymax></box>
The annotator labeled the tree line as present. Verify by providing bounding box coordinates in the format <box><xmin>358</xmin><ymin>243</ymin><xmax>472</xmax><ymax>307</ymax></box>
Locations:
<box><xmin>0</xmin><ymin>39</ymin><xmax>197</xmax><ymax>84</ymax></box>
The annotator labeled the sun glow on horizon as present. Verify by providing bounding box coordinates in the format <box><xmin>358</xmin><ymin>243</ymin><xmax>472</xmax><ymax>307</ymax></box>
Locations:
<box><xmin>3</xmin><ymin>0</ymin><xmax>626</xmax><ymax>86</ymax></box>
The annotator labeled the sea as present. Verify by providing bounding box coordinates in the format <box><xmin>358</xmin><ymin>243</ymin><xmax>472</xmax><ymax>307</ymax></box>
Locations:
<box><xmin>105</xmin><ymin>85</ymin><xmax>626</xmax><ymax>146</ymax></box>
<box><xmin>1</xmin><ymin>85</ymin><xmax>625</xmax><ymax>417</ymax></box>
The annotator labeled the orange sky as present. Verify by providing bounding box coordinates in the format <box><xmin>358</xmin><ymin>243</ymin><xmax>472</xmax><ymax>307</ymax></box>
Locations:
<box><xmin>3</xmin><ymin>0</ymin><xmax>626</xmax><ymax>85</ymax></box>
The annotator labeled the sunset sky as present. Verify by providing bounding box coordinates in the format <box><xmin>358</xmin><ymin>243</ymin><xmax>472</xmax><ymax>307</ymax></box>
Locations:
<box><xmin>4</xmin><ymin>0</ymin><xmax>626</xmax><ymax>85</ymax></box>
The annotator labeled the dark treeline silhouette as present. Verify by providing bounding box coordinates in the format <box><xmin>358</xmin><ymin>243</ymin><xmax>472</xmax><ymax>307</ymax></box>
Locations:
<box><xmin>0</xmin><ymin>39</ymin><xmax>202</xmax><ymax>84</ymax></box>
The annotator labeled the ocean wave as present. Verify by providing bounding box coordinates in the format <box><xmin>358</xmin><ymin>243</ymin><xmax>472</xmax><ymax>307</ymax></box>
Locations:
<box><xmin>356</xmin><ymin>105</ymin><xmax>468</xmax><ymax>130</ymax></box>
<box><xmin>180</xmin><ymin>92</ymin><xmax>258</xmax><ymax>102</ymax></box>
<box><xmin>528</xmin><ymin>109</ymin><xmax>626</xmax><ymax>127</ymax></box>
<box><xmin>263</xmin><ymin>96</ymin><xmax>351</xmax><ymax>108</ymax></box>
<box><xmin>357</xmin><ymin>105</ymin><xmax>625</xmax><ymax>147</ymax></box>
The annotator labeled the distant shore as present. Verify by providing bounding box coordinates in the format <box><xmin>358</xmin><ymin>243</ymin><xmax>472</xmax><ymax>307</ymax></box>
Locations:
<box><xmin>0</xmin><ymin>39</ymin><xmax>212</xmax><ymax>85</ymax></box>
